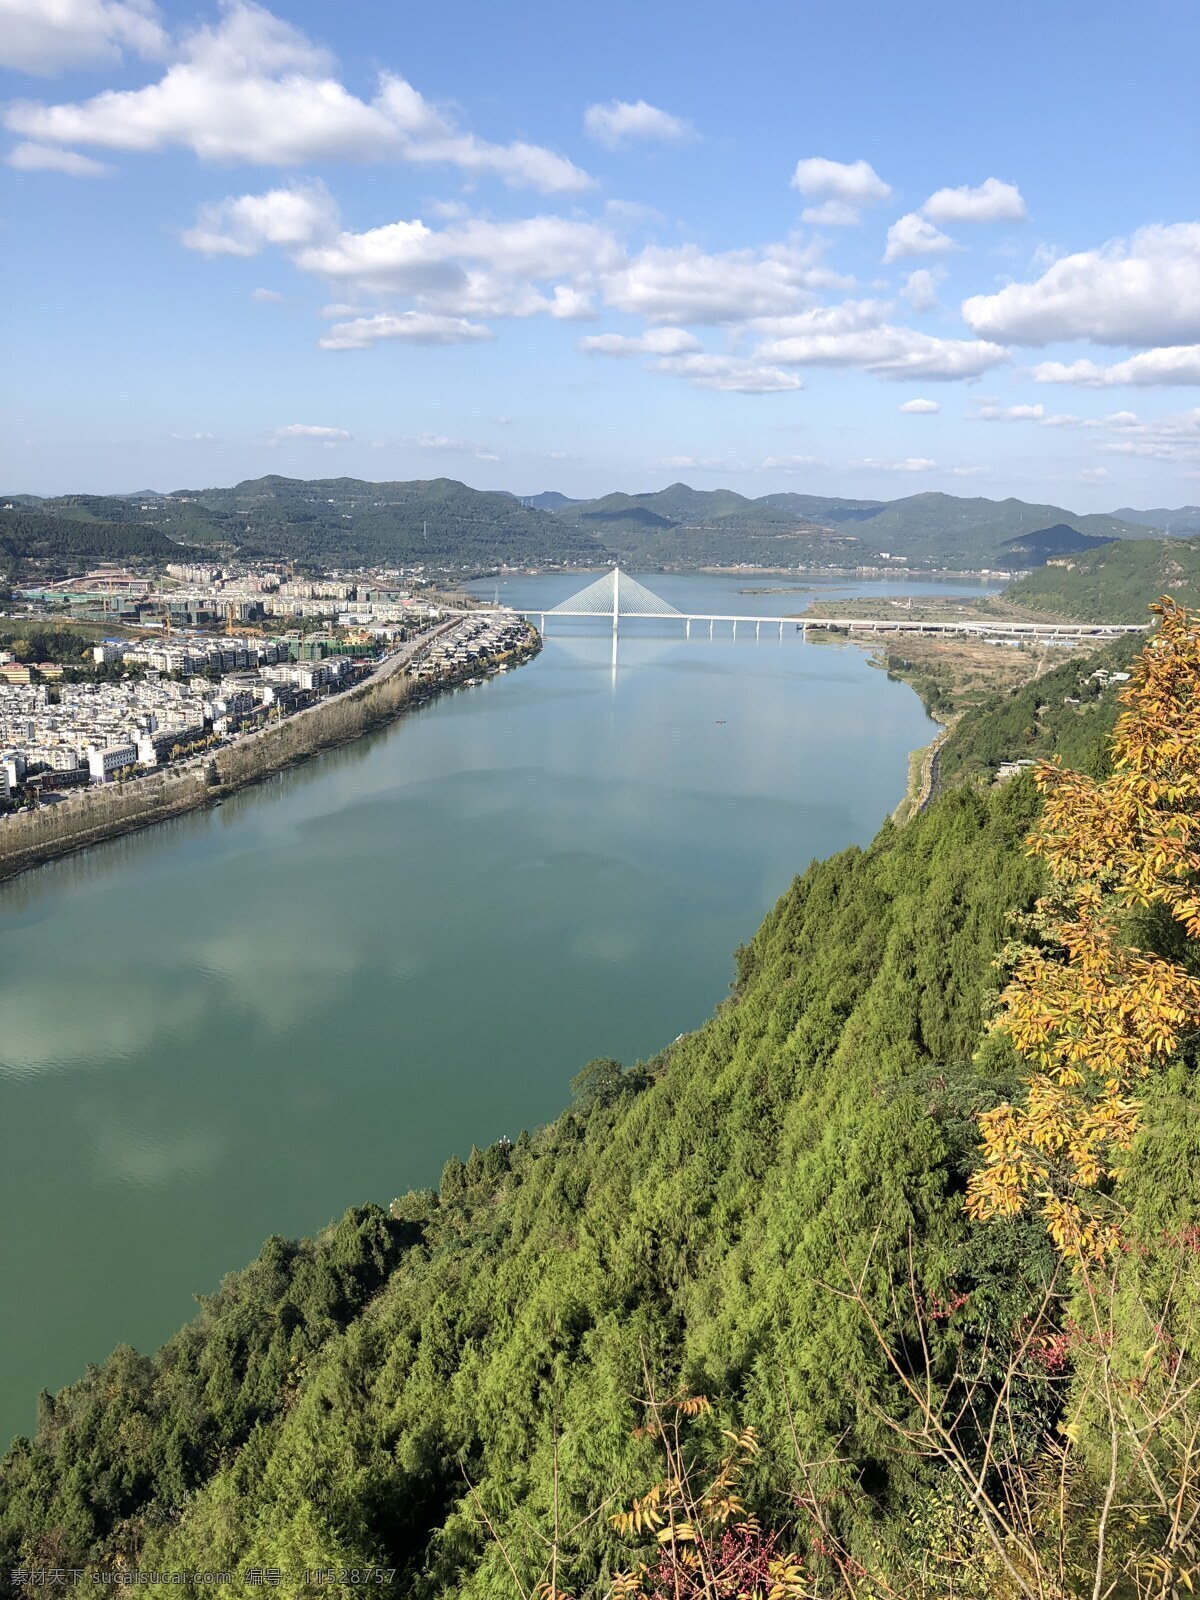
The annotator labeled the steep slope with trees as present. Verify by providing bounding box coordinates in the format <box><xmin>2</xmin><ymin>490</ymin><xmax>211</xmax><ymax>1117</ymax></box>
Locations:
<box><xmin>1004</xmin><ymin>536</ymin><xmax>1200</xmax><ymax>620</ymax></box>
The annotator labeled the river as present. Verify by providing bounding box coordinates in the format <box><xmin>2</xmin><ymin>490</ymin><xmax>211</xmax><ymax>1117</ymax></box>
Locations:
<box><xmin>0</xmin><ymin>571</ymin><xmax>998</xmax><ymax>1444</ymax></box>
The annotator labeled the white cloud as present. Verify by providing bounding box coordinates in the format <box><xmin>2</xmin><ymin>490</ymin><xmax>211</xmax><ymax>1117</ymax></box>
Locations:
<box><xmin>272</xmin><ymin>423</ymin><xmax>350</xmax><ymax>441</ymax></box>
<box><xmin>972</xmin><ymin>402</ymin><xmax>1045</xmax><ymax>421</ymax></box>
<box><xmin>1087</xmin><ymin>407</ymin><xmax>1200</xmax><ymax>464</ymax></box>
<box><xmin>6</xmin><ymin>140</ymin><xmax>111</xmax><ymax>175</ymax></box>
<box><xmin>883</xmin><ymin>213</ymin><xmax>960</xmax><ymax>263</ymax></box>
<box><xmin>318</xmin><ymin>312</ymin><xmax>495</xmax><ymax>350</ymax></box>
<box><xmin>584</xmin><ymin>99</ymin><xmax>695</xmax><ymax>149</ymax></box>
<box><xmin>650</xmin><ymin>353</ymin><xmax>804</xmax><ymax>393</ymax></box>
<box><xmin>798</xmin><ymin>200</ymin><xmax>862</xmax><ymax>227</ymax></box>
<box><xmin>962</xmin><ymin>223</ymin><xmax>1200</xmax><ymax>346</ymax></box>
<box><xmin>921</xmin><ymin>177</ymin><xmax>1026</xmax><ymax>224</ymax></box>
<box><xmin>6</xmin><ymin>1</ymin><xmax>592</xmax><ymax>191</ymax></box>
<box><xmin>604</xmin><ymin>241</ymin><xmax>848</xmax><ymax>324</ymax></box>
<box><xmin>851</xmin><ymin>457</ymin><xmax>938</xmax><ymax>472</ymax></box>
<box><xmin>899</xmin><ymin>398</ymin><xmax>940</xmax><ymax>414</ymax></box>
<box><xmin>184</xmin><ymin>190</ymin><xmax>616</xmax><ymax>322</ymax></box>
<box><xmin>170</xmin><ymin>430</ymin><xmax>216</xmax><ymax>441</ymax></box>
<box><xmin>251</xmin><ymin>286</ymin><xmax>282</xmax><ymax>303</ymax></box>
<box><xmin>182</xmin><ymin>180</ymin><xmax>338</xmax><ymax>257</ymax></box>
<box><xmin>1079</xmin><ymin>467</ymin><xmax>1110</xmax><ymax>481</ymax></box>
<box><xmin>755</xmin><ymin>315</ymin><xmax>1008</xmax><ymax>380</ymax></box>
<box><xmin>751</xmin><ymin>299</ymin><xmax>889</xmax><ymax>338</ymax></box>
<box><xmin>761</xmin><ymin>454</ymin><xmax>825</xmax><ymax>471</ymax></box>
<box><xmin>1031</xmin><ymin>346</ymin><xmax>1200</xmax><ymax>387</ymax></box>
<box><xmin>391</xmin><ymin>433</ymin><xmax>497</xmax><ymax>458</ymax></box>
<box><xmin>650</xmin><ymin>454</ymin><xmax>746</xmax><ymax>471</ymax></box>
<box><xmin>294</xmin><ymin>213</ymin><xmax>620</xmax><ymax>304</ymax></box>
<box><xmin>579</xmin><ymin>328</ymin><xmax>702</xmax><ymax>357</ymax></box>
<box><xmin>900</xmin><ymin>267</ymin><xmax>941</xmax><ymax>312</ymax></box>
<box><xmin>791</xmin><ymin>157</ymin><xmax>889</xmax><ymax>225</ymax></box>
<box><xmin>0</xmin><ymin>0</ymin><xmax>166</xmax><ymax>74</ymax></box>
<box><xmin>548</xmin><ymin>285</ymin><xmax>597</xmax><ymax>320</ymax></box>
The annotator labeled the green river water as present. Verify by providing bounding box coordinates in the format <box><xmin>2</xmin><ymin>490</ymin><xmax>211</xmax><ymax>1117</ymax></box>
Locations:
<box><xmin>0</xmin><ymin>571</ymin><xmax>998</xmax><ymax>1444</ymax></box>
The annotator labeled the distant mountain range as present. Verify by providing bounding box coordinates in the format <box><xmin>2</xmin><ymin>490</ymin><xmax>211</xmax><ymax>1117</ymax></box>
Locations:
<box><xmin>535</xmin><ymin>483</ymin><xmax>1152</xmax><ymax>569</ymax></box>
<box><xmin>1113</xmin><ymin>505</ymin><xmax>1200</xmax><ymax>536</ymax></box>
<box><xmin>1</xmin><ymin>476</ymin><xmax>1189</xmax><ymax>581</ymax></box>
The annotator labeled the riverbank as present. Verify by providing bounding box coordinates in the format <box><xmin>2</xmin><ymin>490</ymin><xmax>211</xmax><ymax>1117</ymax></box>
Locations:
<box><xmin>0</xmin><ymin>622</ymin><xmax>540</xmax><ymax>884</ymax></box>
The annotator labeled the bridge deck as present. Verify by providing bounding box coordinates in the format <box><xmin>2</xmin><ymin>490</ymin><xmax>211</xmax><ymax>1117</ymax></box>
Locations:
<box><xmin>518</xmin><ymin>609</ymin><xmax>1145</xmax><ymax>639</ymax></box>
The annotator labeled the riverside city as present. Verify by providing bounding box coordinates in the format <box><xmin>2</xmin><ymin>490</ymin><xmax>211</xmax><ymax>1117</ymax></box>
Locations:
<box><xmin>0</xmin><ymin>561</ymin><xmax>529</xmax><ymax>807</ymax></box>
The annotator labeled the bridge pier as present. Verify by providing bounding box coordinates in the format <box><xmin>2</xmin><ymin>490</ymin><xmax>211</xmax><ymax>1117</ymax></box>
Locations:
<box><xmin>686</xmin><ymin>617</ymin><xmax>691</xmax><ymax>639</ymax></box>
<box><xmin>709</xmin><ymin>619</ymin><xmax>714</xmax><ymax>639</ymax></box>
<box><xmin>756</xmin><ymin>620</ymin><xmax>761</xmax><ymax>641</ymax></box>
<box><xmin>732</xmin><ymin>619</ymin><xmax>737</xmax><ymax>640</ymax></box>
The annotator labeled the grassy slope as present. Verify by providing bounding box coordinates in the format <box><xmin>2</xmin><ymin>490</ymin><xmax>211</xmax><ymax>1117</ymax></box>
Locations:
<box><xmin>1003</xmin><ymin>536</ymin><xmax>1200</xmax><ymax>622</ymax></box>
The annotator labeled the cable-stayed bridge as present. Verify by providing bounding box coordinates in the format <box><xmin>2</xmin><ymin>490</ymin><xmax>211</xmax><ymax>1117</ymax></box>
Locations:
<box><xmin>515</xmin><ymin>567</ymin><xmax>1147</xmax><ymax>642</ymax></box>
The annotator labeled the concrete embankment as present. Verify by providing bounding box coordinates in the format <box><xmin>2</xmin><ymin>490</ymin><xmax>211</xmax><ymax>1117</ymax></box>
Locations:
<box><xmin>0</xmin><ymin>631</ymin><xmax>538</xmax><ymax>885</ymax></box>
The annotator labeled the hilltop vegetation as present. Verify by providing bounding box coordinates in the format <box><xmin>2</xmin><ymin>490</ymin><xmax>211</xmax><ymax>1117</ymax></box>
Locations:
<box><xmin>4</xmin><ymin>609</ymin><xmax>1196</xmax><ymax>1592</ymax></box>
<box><xmin>1004</xmin><ymin>535</ymin><xmax>1200</xmax><ymax>621</ymax></box>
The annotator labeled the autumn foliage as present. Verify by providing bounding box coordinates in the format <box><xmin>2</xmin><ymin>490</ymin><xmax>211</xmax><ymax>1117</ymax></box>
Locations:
<box><xmin>967</xmin><ymin>599</ymin><xmax>1200</xmax><ymax>1259</ymax></box>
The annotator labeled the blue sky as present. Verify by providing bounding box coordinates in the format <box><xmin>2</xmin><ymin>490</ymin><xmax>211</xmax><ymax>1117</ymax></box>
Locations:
<box><xmin>2</xmin><ymin>0</ymin><xmax>1198</xmax><ymax>508</ymax></box>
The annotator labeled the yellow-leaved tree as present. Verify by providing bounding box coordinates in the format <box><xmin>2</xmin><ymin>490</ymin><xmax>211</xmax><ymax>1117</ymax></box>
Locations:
<box><xmin>967</xmin><ymin>598</ymin><xmax>1200</xmax><ymax>1260</ymax></box>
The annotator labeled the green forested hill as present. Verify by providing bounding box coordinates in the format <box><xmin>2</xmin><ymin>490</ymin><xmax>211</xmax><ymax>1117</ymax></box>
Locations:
<box><xmin>8</xmin><ymin>663</ymin><xmax>1179</xmax><ymax>1589</ymax></box>
<box><xmin>833</xmin><ymin>493</ymin><xmax>1143</xmax><ymax>567</ymax></box>
<box><xmin>0</xmin><ymin>508</ymin><xmax>194</xmax><ymax>578</ymax></box>
<box><xmin>1003</xmin><ymin>536</ymin><xmax>1200</xmax><ymax>621</ymax></box>
<box><xmin>2</xmin><ymin>480</ymin><xmax>605</xmax><ymax>575</ymax></box>
<box><xmin>186</xmin><ymin>477</ymin><xmax>605</xmax><ymax>569</ymax></box>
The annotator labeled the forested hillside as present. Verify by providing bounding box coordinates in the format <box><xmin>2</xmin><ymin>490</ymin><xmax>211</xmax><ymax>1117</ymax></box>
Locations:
<box><xmin>1</xmin><ymin>481</ymin><xmax>603</xmax><ymax>577</ymax></box>
<box><xmin>5</xmin><ymin>611</ymin><xmax>1197</xmax><ymax>1592</ymax></box>
<box><xmin>0</xmin><ymin>508</ymin><xmax>193</xmax><ymax>578</ymax></box>
<box><xmin>189</xmin><ymin>477</ymin><xmax>606</xmax><ymax>569</ymax></box>
<box><xmin>1004</xmin><ymin>536</ymin><xmax>1200</xmax><ymax>620</ymax></box>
